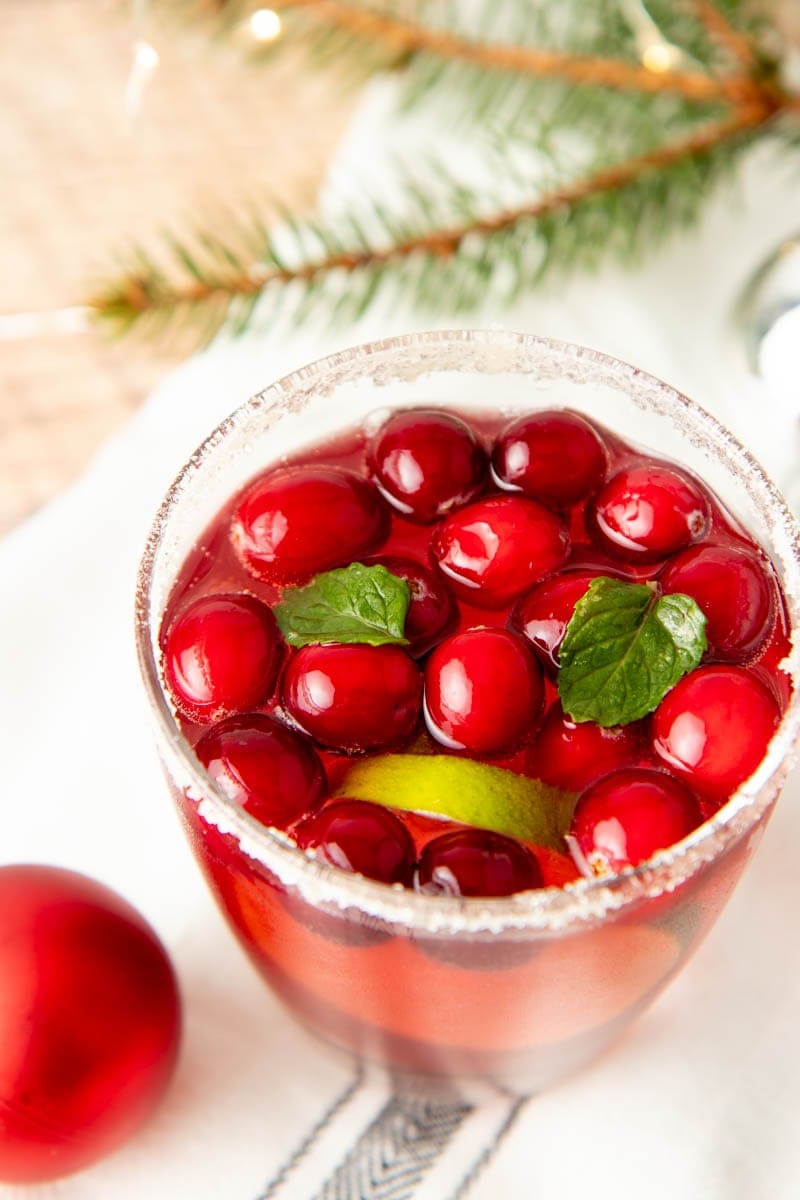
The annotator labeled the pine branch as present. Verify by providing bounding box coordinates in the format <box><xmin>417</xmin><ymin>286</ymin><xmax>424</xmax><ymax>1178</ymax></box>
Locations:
<box><xmin>688</xmin><ymin>0</ymin><xmax>758</xmax><ymax>70</ymax></box>
<box><xmin>388</xmin><ymin>1</ymin><xmax>777</xmax><ymax>140</ymax></box>
<box><xmin>168</xmin><ymin>0</ymin><xmax>780</xmax><ymax>157</ymax></box>
<box><xmin>262</xmin><ymin>0</ymin><xmax>759</xmax><ymax>104</ymax></box>
<box><xmin>173</xmin><ymin>0</ymin><xmax>769</xmax><ymax>104</ymax></box>
<box><xmin>90</xmin><ymin>101</ymin><xmax>778</xmax><ymax>343</ymax></box>
<box><xmin>94</xmin><ymin>0</ymin><xmax>798</xmax><ymax>345</ymax></box>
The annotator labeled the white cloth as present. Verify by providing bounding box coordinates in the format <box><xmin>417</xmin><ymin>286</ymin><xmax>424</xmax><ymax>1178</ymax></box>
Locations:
<box><xmin>2</xmin><ymin>86</ymin><xmax>800</xmax><ymax>1199</ymax></box>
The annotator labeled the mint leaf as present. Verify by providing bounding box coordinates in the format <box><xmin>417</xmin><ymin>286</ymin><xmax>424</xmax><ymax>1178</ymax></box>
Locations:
<box><xmin>274</xmin><ymin>563</ymin><xmax>411</xmax><ymax>647</ymax></box>
<box><xmin>557</xmin><ymin>576</ymin><xmax>706</xmax><ymax>727</ymax></box>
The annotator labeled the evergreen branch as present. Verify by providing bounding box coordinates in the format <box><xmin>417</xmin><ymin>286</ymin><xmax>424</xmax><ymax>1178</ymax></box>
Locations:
<box><xmin>688</xmin><ymin>0</ymin><xmax>757</xmax><ymax>70</ymax></box>
<box><xmin>266</xmin><ymin>0</ymin><xmax>759</xmax><ymax>104</ymax></box>
<box><xmin>90</xmin><ymin>100</ymin><xmax>776</xmax><ymax>341</ymax></box>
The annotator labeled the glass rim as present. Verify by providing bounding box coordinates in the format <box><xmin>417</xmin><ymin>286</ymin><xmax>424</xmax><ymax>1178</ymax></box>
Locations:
<box><xmin>135</xmin><ymin>328</ymin><xmax>800</xmax><ymax>936</ymax></box>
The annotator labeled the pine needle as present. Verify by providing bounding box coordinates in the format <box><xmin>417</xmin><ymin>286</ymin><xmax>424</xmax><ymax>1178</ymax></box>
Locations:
<box><xmin>90</xmin><ymin>0</ymin><xmax>797</xmax><ymax>345</ymax></box>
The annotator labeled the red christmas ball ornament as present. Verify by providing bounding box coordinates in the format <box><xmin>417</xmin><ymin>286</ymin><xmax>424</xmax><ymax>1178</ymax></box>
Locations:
<box><xmin>0</xmin><ymin>865</ymin><xmax>181</xmax><ymax>1183</ymax></box>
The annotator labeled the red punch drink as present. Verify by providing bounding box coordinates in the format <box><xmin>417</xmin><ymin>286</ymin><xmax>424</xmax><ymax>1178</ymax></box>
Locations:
<box><xmin>137</xmin><ymin>333</ymin><xmax>800</xmax><ymax>1089</ymax></box>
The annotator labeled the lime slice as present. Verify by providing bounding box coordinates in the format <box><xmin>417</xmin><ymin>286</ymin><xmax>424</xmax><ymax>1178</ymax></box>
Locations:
<box><xmin>336</xmin><ymin>754</ymin><xmax>576</xmax><ymax>851</ymax></box>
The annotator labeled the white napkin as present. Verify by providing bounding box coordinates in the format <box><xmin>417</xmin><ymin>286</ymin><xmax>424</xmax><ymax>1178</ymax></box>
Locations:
<box><xmin>2</xmin><ymin>87</ymin><xmax>800</xmax><ymax>1199</ymax></box>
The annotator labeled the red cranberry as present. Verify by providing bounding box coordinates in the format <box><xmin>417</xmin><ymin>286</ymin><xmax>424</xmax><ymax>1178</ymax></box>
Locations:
<box><xmin>570</xmin><ymin>768</ymin><xmax>702</xmax><ymax>875</ymax></box>
<box><xmin>588</xmin><ymin>463</ymin><xmax>710</xmax><ymax>563</ymax></box>
<box><xmin>652</xmin><ymin>665</ymin><xmax>780</xmax><ymax>802</ymax></box>
<box><xmin>369</xmin><ymin>556</ymin><xmax>455</xmax><ymax>657</ymax></box>
<box><xmin>660</xmin><ymin>543</ymin><xmax>775</xmax><ymax>662</ymax></box>
<box><xmin>163</xmin><ymin>593</ymin><xmax>281</xmax><ymax>723</ymax></box>
<box><xmin>231</xmin><ymin>466</ymin><xmax>387</xmax><ymax>584</ymax></box>
<box><xmin>527</xmin><ymin>703</ymin><xmax>640</xmax><ymax>792</ymax></box>
<box><xmin>282</xmin><ymin>644</ymin><xmax>422</xmax><ymax>752</ymax></box>
<box><xmin>516</xmin><ymin>571</ymin><xmax>599</xmax><ymax>671</ymax></box>
<box><xmin>417</xmin><ymin>829</ymin><xmax>543</xmax><ymax>897</ymax></box>
<box><xmin>493</xmin><ymin>410</ymin><xmax>607</xmax><ymax>507</ymax></box>
<box><xmin>424</xmin><ymin>629</ymin><xmax>544</xmax><ymax>754</ymax></box>
<box><xmin>369</xmin><ymin>409</ymin><xmax>487</xmax><ymax>523</ymax></box>
<box><xmin>296</xmin><ymin>799</ymin><xmax>415</xmax><ymax>885</ymax></box>
<box><xmin>195</xmin><ymin>714</ymin><xmax>326</xmax><ymax>830</ymax></box>
<box><xmin>432</xmin><ymin>495</ymin><xmax>570</xmax><ymax>608</ymax></box>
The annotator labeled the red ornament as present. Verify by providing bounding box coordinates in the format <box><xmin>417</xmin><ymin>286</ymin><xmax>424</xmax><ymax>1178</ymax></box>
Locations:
<box><xmin>0</xmin><ymin>865</ymin><xmax>181</xmax><ymax>1183</ymax></box>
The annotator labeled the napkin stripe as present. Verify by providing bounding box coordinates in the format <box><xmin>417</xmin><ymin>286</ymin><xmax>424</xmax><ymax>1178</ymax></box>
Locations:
<box><xmin>313</xmin><ymin>1087</ymin><xmax>473</xmax><ymax>1200</ymax></box>
<box><xmin>445</xmin><ymin>1094</ymin><xmax>529</xmax><ymax>1200</ymax></box>
<box><xmin>258</xmin><ymin>1067</ymin><xmax>367</xmax><ymax>1200</ymax></box>
<box><xmin>257</xmin><ymin>1067</ymin><xmax>525</xmax><ymax>1200</ymax></box>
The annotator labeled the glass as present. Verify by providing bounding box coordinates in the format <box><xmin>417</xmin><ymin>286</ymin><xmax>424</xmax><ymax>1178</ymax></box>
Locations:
<box><xmin>135</xmin><ymin>330</ymin><xmax>800</xmax><ymax>1092</ymax></box>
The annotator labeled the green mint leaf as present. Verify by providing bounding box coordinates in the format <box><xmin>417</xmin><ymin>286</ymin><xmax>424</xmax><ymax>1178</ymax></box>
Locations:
<box><xmin>557</xmin><ymin>576</ymin><xmax>707</xmax><ymax>727</ymax></box>
<box><xmin>274</xmin><ymin>562</ymin><xmax>411</xmax><ymax>647</ymax></box>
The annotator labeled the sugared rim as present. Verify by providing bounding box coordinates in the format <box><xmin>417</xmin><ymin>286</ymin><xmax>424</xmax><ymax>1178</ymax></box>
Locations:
<box><xmin>135</xmin><ymin>329</ymin><xmax>800</xmax><ymax>936</ymax></box>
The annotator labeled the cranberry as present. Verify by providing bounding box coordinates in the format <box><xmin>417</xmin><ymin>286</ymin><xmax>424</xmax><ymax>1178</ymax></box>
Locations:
<box><xmin>296</xmin><ymin>799</ymin><xmax>415</xmax><ymax>885</ymax></box>
<box><xmin>660</xmin><ymin>543</ymin><xmax>775</xmax><ymax>662</ymax></box>
<box><xmin>417</xmin><ymin>829</ymin><xmax>543</xmax><ymax>897</ymax></box>
<box><xmin>424</xmin><ymin>629</ymin><xmax>544</xmax><ymax>754</ymax></box>
<box><xmin>588</xmin><ymin>463</ymin><xmax>710</xmax><ymax>563</ymax></box>
<box><xmin>0</xmin><ymin>866</ymin><xmax>180</xmax><ymax>1183</ymax></box>
<box><xmin>369</xmin><ymin>409</ymin><xmax>487</xmax><ymax>522</ymax></box>
<box><xmin>516</xmin><ymin>571</ymin><xmax>599</xmax><ymax>671</ymax></box>
<box><xmin>163</xmin><ymin>593</ymin><xmax>282</xmax><ymax>723</ymax></box>
<box><xmin>231</xmin><ymin>466</ymin><xmax>387</xmax><ymax>584</ymax></box>
<box><xmin>369</xmin><ymin>556</ymin><xmax>455</xmax><ymax>657</ymax></box>
<box><xmin>493</xmin><ymin>410</ymin><xmax>607</xmax><ymax>506</ymax></box>
<box><xmin>196</xmin><ymin>714</ymin><xmax>326</xmax><ymax>830</ymax></box>
<box><xmin>570</xmin><ymin>768</ymin><xmax>702</xmax><ymax>875</ymax></box>
<box><xmin>652</xmin><ymin>665</ymin><xmax>780</xmax><ymax>802</ymax></box>
<box><xmin>527</xmin><ymin>703</ymin><xmax>639</xmax><ymax>792</ymax></box>
<box><xmin>282</xmin><ymin>644</ymin><xmax>422</xmax><ymax>752</ymax></box>
<box><xmin>432</xmin><ymin>495</ymin><xmax>570</xmax><ymax>608</ymax></box>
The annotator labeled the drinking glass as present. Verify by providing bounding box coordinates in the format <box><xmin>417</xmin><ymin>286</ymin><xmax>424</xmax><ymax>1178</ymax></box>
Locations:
<box><xmin>136</xmin><ymin>330</ymin><xmax>800</xmax><ymax>1092</ymax></box>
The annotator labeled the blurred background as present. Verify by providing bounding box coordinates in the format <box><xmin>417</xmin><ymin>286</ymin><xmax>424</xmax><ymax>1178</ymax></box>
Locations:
<box><xmin>3</xmin><ymin>0</ymin><xmax>800</xmax><ymax>532</ymax></box>
<box><xmin>2</xmin><ymin>8</ymin><xmax>800</xmax><ymax>1195</ymax></box>
<box><xmin>0</xmin><ymin>1</ymin><xmax>355</xmax><ymax>531</ymax></box>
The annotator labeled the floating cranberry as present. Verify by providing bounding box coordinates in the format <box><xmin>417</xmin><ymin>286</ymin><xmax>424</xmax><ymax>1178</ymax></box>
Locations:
<box><xmin>231</xmin><ymin>466</ymin><xmax>387</xmax><ymax>584</ymax></box>
<box><xmin>0</xmin><ymin>866</ymin><xmax>180</xmax><ymax>1183</ymax></box>
<box><xmin>369</xmin><ymin>409</ymin><xmax>487</xmax><ymax>522</ymax></box>
<box><xmin>163</xmin><ymin>593</ymin><xmax>282</xmax><ymax>723</ymax></box>
<box><xmin>196</xmin><ymin>714</ymin><xmax>326</xmax><ymax>829</ymax></box>
<box><xmin>661</xmin><ymin>543</ymin><xmax>775</xmax><ymax>662</ymax></box>
<box><xmin>282</xmin><ymin>644</ymin><xmax>422</xmax><ymax>752</ymax></box>
<box><xmin>297</xmin><ymin>800</ymin><xmax>415</xmax><ymax>885</ymax></box>
<box><xmin>528</xmin><ymin>702</ymin><xmax>639</xmax><ymax>792</ymax></box>
<box><xmin>588</xmin><ymin>463</ymin><xmax>709</xmax><ymax>563</ymax></box>
<box><xmin>424</xmin><ymin>628</ymin><xmax>543</xmax><ymax>754</ymax></box>
<box><xmin>570</xmin><ymin>768</ymin><xmax>702</xmax><ymax>875</ymax></box>
<box><xmin>652</xmin><ymin>665</ymin><xmax>780</xmax><ymax>802</ymax></box>
<box><xmin>432</xmin><ymin>495</ymin><xmax>570</xmax><ymax>608</ymax></box>
<box><xmin>417</xmin><ymin>829</ymin><xmax>543</xmax><ymax>897</ymax></box>
<box><xmin>516</xmin><ymin>571</ymin><xmax>599</xmax><ymax>671</ymax></box>
<box><xmin>369</xmin><ymin>556</ymin><xmax>456</xmax><ymax>656</ymax></box>
<box><xmin>493</xmin><ymin>410</ymin><xmax>607</xmax><ymax>507</ymax></box>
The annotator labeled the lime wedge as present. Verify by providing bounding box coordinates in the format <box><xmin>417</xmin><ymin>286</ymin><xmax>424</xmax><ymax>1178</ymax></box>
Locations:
<box><xmin>336</xmin><ymin>754</ymin><xmax>576</xmax><ymax>851</ymax></box>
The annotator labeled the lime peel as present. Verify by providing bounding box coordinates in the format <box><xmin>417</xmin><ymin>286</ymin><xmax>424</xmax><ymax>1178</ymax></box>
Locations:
<box><xmin>335</xmin><ymin>754</ymin><xmax>576</xmax><ymax>851</ymax></box>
